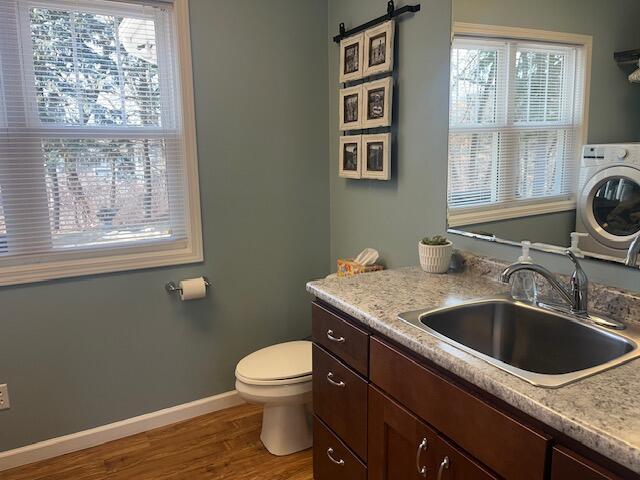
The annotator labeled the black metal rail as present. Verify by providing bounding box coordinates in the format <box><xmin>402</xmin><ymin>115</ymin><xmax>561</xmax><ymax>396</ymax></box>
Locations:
<box><xmin>333</xmin><ymin>1</ymin><xmax>421</xmax><ymax>43</ymax></box>
<box><xmin>614</xmin><ymin>49</ymin><xmax>640</xmax><ymax>65</ymax></box>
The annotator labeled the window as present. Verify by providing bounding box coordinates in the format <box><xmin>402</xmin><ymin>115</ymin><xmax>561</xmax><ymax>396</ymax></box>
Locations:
<box><xmin>0</xmin><ymin>0</ymin><xmax>202</xmax><ymax>285</ymax></box>
<box><xmin>448</xmin><ymin>26</ymin><xmax>589</xmax><ymax>226</ymax></box>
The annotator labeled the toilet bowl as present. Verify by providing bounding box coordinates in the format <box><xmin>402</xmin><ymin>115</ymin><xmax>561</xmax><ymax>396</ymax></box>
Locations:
<box><xmin>235</xmin><ymin>340</ymin><xmax>313</xmax><ymax>456</ymax></box>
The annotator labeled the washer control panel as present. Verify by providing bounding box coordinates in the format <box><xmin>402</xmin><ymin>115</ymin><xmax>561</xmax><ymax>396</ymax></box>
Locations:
<box><xmin>582</xmin><ymin>143</ymin><xmax>640</xmax><ymax>167</ymax></box>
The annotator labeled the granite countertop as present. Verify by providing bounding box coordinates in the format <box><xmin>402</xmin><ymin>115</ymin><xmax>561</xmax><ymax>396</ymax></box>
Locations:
<box><xmin>306</xmin><ymin>262</ymin><xmax>640</xmax><ymax>474</ymax></box>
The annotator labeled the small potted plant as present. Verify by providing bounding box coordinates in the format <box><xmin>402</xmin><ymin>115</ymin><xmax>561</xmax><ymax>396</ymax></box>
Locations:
<box><xmin>418</xmin><ymin>235</ymin><xmax>453</xmax><ymax>273</ymax></box>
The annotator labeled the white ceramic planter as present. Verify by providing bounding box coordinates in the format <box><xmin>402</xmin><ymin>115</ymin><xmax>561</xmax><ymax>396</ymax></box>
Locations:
<box><xmin>418</xmin><ymin>241</ymin><xmax>453</xmax><ymax>273</ymax></box>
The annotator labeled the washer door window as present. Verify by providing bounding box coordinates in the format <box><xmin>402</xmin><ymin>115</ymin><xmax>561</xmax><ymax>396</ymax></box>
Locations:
<box><xmin>592</xmin><ymin>177</ymin><xmax>640</xmax><ymax>236</ymax></box>
<box><xmin>581</xmin><ymin>166</ymin><xmax>640</xmax><ymax>249</ymax></box>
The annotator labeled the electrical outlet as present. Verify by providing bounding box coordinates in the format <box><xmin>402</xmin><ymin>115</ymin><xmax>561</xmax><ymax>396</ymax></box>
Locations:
<box><xmin>0</xmin><ymin>384</ymin><xmax>10</xmax><ymax>410</ymax></box>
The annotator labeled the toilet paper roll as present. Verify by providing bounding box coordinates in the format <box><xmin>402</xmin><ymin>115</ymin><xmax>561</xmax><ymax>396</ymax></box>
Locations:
<box><xmin>179</xmin><ymin>277</ymin><xmax>207</xmax><ymax>301</ymax></box>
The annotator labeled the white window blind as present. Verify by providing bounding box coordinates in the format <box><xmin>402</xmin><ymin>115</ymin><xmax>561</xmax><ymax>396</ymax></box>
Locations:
<box><xmin>448</xmin><ymin>35</ymin><xmax>586</xmax><ymax>223</ymax></box>
<box><xmin>0</xmin><ymin>0</ymin><xmax>202</xmax><ymax>284</ymax></box>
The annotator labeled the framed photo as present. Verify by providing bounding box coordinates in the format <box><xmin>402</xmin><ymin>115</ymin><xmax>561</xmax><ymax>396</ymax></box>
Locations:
<box><xmin>363</xmin><ymin>20</ymin><xmax>394</xmax><ymax>76</ymax></box>
<box><xmin>362</xmin><ymin>133</ymin><xmax>391</xmax><ymax>180</ymax></box>
<box><xmin>363</xmin><ymin>77</ymin><xmax>392</xmax><ymax>128</ymax></box>
<box><xmin>339</xmin><ymin>84</ymin><xmax>363</xmax><ymax>131</ymax></box>
<box><xmin>339</xmin><ymin>135</ymin><xmax>362</xmax><ymax>178</ymax></box>
<box><xmin>339</xmin><ymin>33</ymin><xmax>363</xmax><ymax>82</ymax></box>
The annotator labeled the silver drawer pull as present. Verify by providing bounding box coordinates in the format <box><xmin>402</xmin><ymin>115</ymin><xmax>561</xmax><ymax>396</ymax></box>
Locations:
<box><xmin>327</xmin><ymin>329</ymin><xmax>345</xmax><ymax>343</ymax></box>
<box><xmin>437</xmin><ymin>456</ymin><xmax>450</xmax><ymax>480</ymax></box>
<box><xmin>326</xmin><ymin>447</ymin><xmax>345</xmax><ymax>466</ymax></box>
<box><xmin>416</xmin><ymin>437</ymin><xmax>428</xmax><ymax>477</ymax></box>
<box><xmin>326</xmin><ymin>372</ymin><xmax>346</xmax><ymax>388</ymax></box>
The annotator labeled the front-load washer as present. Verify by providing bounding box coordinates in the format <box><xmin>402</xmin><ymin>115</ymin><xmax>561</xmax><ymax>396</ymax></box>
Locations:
<box><xmin>576</xmin><ymin>144</ymin><xmax>640</xmax><ymax>260</ymax></box>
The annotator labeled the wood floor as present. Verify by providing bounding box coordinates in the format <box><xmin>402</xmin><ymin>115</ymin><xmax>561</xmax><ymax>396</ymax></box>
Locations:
<box><xmin>3</xmin><ymin>404</ymin><xmax>313</xmax><ymax>480</ymax></box>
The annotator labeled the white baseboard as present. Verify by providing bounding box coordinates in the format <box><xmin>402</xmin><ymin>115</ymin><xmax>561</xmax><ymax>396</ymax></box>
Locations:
<box><xmin>0</xmin><ymin>390</ymin><xmax>244</xmax><ymax>472</ymax></box>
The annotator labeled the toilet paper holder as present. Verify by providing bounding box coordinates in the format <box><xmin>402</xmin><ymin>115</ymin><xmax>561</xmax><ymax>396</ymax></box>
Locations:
<box><xmin>165</xmin><ymin>276</ymin><xmax>212</xmax><ymax>294</ymax></box>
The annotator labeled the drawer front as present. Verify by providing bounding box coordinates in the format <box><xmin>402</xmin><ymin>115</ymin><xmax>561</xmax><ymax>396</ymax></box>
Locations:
<box><xmin>435</xmin><ymin>435</ymin><xmax>499</xmax><ymax>480</ymax></box>
<box><xmin>551</xmin><ymin>446</ymin><xmax>622</xmax><ymax>480</ymax></box>
<box><xmin>313</xmin><ymin>416</ymin><xmax>367</xmax><ymax>480</ymax></box>
<box><xmin>313</xmin><ymin>344</ymin><xmax>368</xmax><ymax>461</ymax></box>
<box><xmin>370</xmin><ymin>337</ymin><xmax>549</xmax><ymax>480</ymax></box>
<box><xmin>312</xmin><ymin>302</ymin><xmax>369</xmax><ymax>376</ymax></box>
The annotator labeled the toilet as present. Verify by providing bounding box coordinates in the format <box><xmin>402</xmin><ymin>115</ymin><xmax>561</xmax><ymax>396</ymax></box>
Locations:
<box><xmin>235</xmin><ymin>340</ymin><xmax>313</xmax><ymax>456</ymax></box>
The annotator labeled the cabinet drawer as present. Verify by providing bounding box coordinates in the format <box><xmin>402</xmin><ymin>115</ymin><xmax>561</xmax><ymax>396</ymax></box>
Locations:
<box><xmin>312</xmin><ymin>302</ymin><xmax>369</xmax><ymax>376</ymax></box>
<box><xmin>370</xmin><ymin>337</ymin><xmax>550</xmax><ymax>480</ymax></box>
<box><xmin>551</xmin><ymin>446</ymin><xmax>622</xmax><ymax>480</ymax></box>
<box><xmin>313</xmin><ymin>344</ymin><xmax>368</xmax><ymax>461</ymax></box>
<box><xmin>313</xmin><ymin>416</ymin><xmax>366</xmax><ymax>480</ymax></box>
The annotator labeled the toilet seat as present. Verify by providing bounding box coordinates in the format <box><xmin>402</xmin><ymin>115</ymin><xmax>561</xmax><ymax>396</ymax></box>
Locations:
<box><xmin>235</xmin><ymin>340</ymin><xmax>312</xmax><ymax>386</ymax></box>
<box><xmin>236</xmin><ymin>372</ymin><xmax>312</xmax><ymax>386</ymax></box>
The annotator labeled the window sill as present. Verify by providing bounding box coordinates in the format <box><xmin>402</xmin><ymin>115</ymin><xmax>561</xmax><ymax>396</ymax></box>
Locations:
<box><xmin>448</xmin><ymin>199</ymin><xmax>576</xmax><ymax>228</ymax></box>
<box><xmin>0</xmin><ymin>241</ymin><xmax>203</xmax><ymax>287</ymax></box>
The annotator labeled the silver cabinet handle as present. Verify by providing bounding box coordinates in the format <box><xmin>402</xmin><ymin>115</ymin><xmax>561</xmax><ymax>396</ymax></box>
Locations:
<box><xmin>416</xmin><ymin>437</ymin><xmax>428</xmax><ymax>477</ymax></box>
<box><xmin>437</xmin><ymin>456</ymin><xmax>450</xmax><ymax>480</ymax></box>
<box><xmin>327</xmin><ymin>329</ymin><xmax>345</xmax><ymax>343</ymax></box>
<box><xmin>326</xmin><ymin>447</ymin><xmax>345</xmax><ymax>466</ymax></box>
<box><xmin>326</xmin><ymin>372</ymin><xmax>346</xmax><ymax>387</ymax></box>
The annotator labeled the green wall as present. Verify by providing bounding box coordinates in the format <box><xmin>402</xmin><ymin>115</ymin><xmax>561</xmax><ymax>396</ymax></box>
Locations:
<box><xmin>0</xmin><ymin>0</ymin><xmax>329</xmax><ymax>452</ymax></box>
<box><xmin>328</xmin><ymin>0</ymin><xmax>451</xmax><ymax>269</ymax></box>
<box><xmin>328</xmin><ymin>0</ymin><xmax>640</xmax><ymax>290</ymax></box>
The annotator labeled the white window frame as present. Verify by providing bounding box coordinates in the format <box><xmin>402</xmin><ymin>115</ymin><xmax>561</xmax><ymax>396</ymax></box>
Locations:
<box><xmin>0</xmin><ymin>0</ymin><xmax>202</xmax><ymax>286</ymax></box>
<box><xmin>447</xmin><ymin>23</ymin><xmax>592</xmax><ymax>228</ymax></box>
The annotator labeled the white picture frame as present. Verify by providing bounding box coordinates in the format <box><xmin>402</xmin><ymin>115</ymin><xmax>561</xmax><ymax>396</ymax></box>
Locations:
<box><xmin>339</xmin><ymin>84</ymin><xmax>363</xmax><ymax>131</ymax></box>
<box><xmin>339</xmin><ymin>135</ymin><xmax>362</xmax><ymax>178</ymax></box>
<box><xmin>363</xmin><ymin>20</ymin><xmax>395</xmax><ymax>76</ymax></box>
<box><xmin>362</xmin><ymin>133</ymin><xmax>391</xmax><ymax>180</ymax></box>
<box><xmin>339</xmin><ymin>33</ymin><xmax>364</xmax><ymax>82</ymax></box>
<box><xmin>363</xmin><ymin>77</ymin><xmax>392</xmax><ymax>128</ymax></box>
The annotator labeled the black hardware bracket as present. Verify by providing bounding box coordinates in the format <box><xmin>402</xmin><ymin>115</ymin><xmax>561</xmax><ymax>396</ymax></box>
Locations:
<box><xmin>333</xmin><ymin>1</ymin><xmax>421</xmax><ymax>43</ymax></box>
<box><xmin>614</xmin><ymin>49</ymin><xmax>640</xmax><ymax>65</ymax></box>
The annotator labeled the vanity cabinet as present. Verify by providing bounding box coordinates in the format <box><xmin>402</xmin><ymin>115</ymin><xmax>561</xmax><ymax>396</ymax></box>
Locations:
<box><xmin>311</xmin><ymin>300</ymin><xmax>637</xmax><ymax>480</ymax></box>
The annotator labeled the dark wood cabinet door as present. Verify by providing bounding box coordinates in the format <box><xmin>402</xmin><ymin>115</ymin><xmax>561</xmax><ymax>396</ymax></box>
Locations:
<box><xmin>433</xmin><ymin>435</ymin><xmax>498</xmax><ymax>480</ymax></box>
<box><xmin>370</xmin><ymin>337</ymin><xmax>549</xmax><ymax>480</ymax></box>
<box><xmin>551</xmin><ymin>446</ymin><xmax>622</xmax><ymax>480</ymax></box>
<box><xmin>368</xmin><ymin>385</ymin><xmax>439</xmax><ymax>480</ymax></box>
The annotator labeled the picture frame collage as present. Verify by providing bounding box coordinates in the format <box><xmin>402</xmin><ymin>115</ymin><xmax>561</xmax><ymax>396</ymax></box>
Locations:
<box><xmin>338</xmin><ymin>20</ymin><xmax>394</xmax><ymax>181</ymax></box>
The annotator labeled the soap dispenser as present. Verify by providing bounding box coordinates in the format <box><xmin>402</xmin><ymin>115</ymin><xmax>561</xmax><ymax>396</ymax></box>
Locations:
<box><xmin>569</xmin><ymin>232</ymin><xmax>588</xmax><ymax>258</ymax></box>
<box><xmin>511</xmin><ymin>241</ymin><xmax>537</xmax><ymax>303</ymax></box>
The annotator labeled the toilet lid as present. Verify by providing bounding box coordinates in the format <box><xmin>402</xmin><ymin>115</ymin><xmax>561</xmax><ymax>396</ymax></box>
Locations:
<box><xmin>236</xmin><ymin>341</ymin><xmax>312</xmax><ymax>383</ymax></box>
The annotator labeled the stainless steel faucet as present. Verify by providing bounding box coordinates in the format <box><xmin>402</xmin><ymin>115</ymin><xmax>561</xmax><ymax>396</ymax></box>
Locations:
<box><xmin>625</xmin><ymin>236</ymin><xmax>640</xmax><ymax>267</ymax></box>
<box><xmin>500</xmin><ymin>250</ymin><xmax>588</xmax><ymax>315</ymax></box>
<box><xmin>501</xmin><ymin>250</ymin><xmax>625</xmax><ymax>330</ymax></box>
